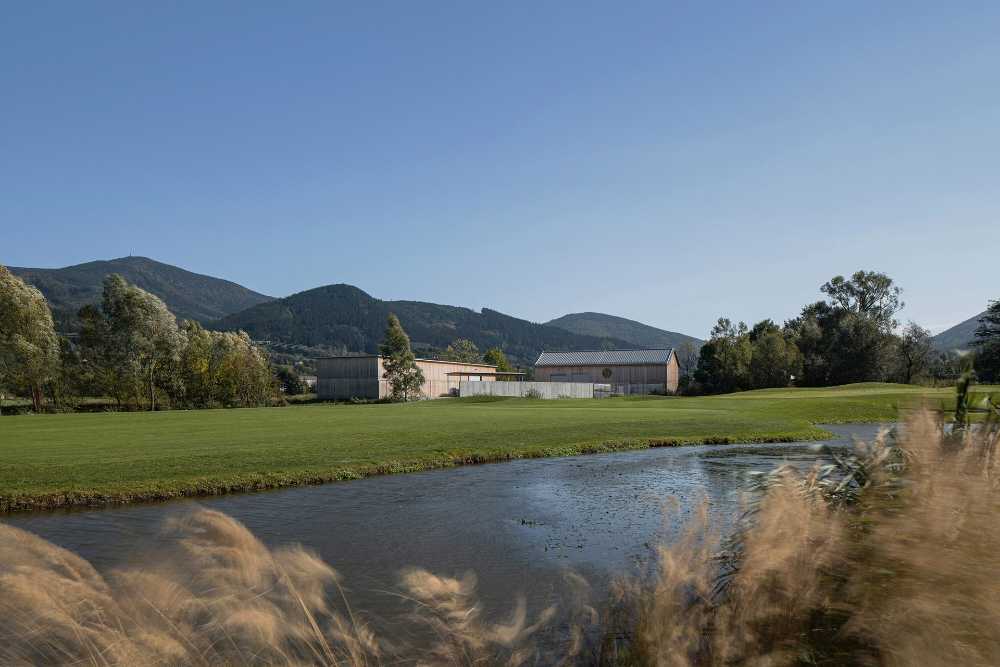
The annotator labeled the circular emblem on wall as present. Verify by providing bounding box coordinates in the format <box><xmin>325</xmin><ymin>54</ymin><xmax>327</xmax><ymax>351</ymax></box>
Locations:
<box><xmin>602</xmin><ymin>368</ymin><xmax>612</xmax><ymax>379</ymax></box>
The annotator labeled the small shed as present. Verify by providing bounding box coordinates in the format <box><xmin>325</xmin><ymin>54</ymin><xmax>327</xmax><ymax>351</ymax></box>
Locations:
<box><xmin>533</xmin><ymin>349</ymin><xmax>678</xmax><ymax>395</ymax></box>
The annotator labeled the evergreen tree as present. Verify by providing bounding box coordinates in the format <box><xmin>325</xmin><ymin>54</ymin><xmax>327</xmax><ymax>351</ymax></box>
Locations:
<box><xmin>379</xmin><ymin>314</ymin><xmax>424</xmax><ymax>401</ymax></box>
<box><xmin>974</xmin><ymin>300</ymin><xmax>1000</xmax><ymax>342</ymax></box>
<box><xmin>973</xmin><ymin>300</ymin><xmax>1000</xmax><ymax>382</ymax></box>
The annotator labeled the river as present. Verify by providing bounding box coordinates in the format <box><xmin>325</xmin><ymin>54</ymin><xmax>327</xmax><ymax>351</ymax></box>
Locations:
<box><xmin>3</xmin><ymin>423</ymin><xmax>885</xmax><ymax>636</ymax></box>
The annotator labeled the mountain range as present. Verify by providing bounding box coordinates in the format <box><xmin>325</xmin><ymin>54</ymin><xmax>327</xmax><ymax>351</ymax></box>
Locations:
<box><xmin>546</xmin><ymin>312</ymin><xmax>703</xmax><ymax>350</ymax></box>
<box><xmin>12</xmin><ymin>255</ymin><xmax>988</xmax><ymax>362</ymax></box>
<box><xmin>215</xmin><ymin>284</ymin><xmax>648</xmax><ymax>366</ymax></box>
<box><xmin>7</xmin><ymin>257</ymin><xmax>698</xmax><ymax>366</ymax></box>
<box><xmin>9</xmin><ymin>256</ymin><xmax>991</xmax><ymax>362</ymax></box>
<box><xmin>931</xmin><ymin>311</ymin><xmax>987</xmax><ymax>351</ymax></box>
<box><xmin>8</xmin><ymin>257</ymin><xmax>273</xmax><ymax>330</ymax></box>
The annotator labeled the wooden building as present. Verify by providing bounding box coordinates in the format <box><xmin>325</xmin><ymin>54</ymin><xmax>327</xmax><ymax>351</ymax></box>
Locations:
<box><xmin>533</xmin><ymin>349</ymin><xmax>679</xmax><ymax>395</ymax></box>
<box><xmin>316</xmin><ymin>355</ymin><xmax>497</xmax><ymax>400</ymax></box>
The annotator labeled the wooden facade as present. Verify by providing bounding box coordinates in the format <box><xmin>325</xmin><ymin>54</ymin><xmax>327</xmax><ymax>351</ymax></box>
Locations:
<box><xmin>534</xmin><ymin>349</ymin><xmax>679</xmax><ymax>395</ymax></box>
<box><xmin>316</xmin><ymin>356</ymin><xmax>496</xmax><ymax>400</ymax></box>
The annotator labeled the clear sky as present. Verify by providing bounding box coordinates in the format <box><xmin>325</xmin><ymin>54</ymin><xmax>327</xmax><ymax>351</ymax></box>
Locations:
<box><xmin>3</xmin><ymin>2</ymin><xmax>997</xmax><ymax>337</ymax></box>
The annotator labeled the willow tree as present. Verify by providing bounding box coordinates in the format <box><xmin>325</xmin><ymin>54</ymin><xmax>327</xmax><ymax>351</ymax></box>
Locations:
<box><xmin>0</xmin><ymin>266</ymin><xmax>60</xmax><ymax>411</ymax></box>
<box><xmin>81</xmin><ymin>274</ymin><xmax>185</xmax><ymax>410</ymax></box>
<box><xmin>175</xmin><ymin>321</ymin><xmax>274</xmax><ymax>408</ymax></box>
<box><xmin>379</xmin><ymin>314</ymin><xmax>424</xmax><ymax>401</ymax></box>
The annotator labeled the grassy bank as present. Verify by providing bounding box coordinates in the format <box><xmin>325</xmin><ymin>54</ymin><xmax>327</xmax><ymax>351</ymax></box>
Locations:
<box><xmin>0</xmin><ymin>383</ymin><xmax>981</xmax><ymax>512</ymax></box>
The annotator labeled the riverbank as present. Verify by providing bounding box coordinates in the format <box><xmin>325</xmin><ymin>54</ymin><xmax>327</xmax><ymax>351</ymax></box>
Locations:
<box><xmin>2</xmin><ymin>425</ymin><xmax>886</xmax><ymax>648</ymax></box>
<box><xmin>0</xmin><ymin>383</ymin><xmax>971</xmax><ymax>512</ymax></box>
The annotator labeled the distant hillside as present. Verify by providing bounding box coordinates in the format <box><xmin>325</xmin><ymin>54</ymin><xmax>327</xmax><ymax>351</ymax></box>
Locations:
<box><xmin>215</xmin><ymin>284</ymin><xmax>636</xmax><ymax>366</ymax></box>
<box><xmin>932</xmin><ymin>311</ymin><xmax>987</xmax><ymax>351</ymax></box>
<box><xmin>546</xmin><ymin>312</ymin><xmax>702</xmax><ymax>350</ymax></box>
<box><xmin>8</xmin><ymin>257</ymin><xmax>273</xmax><ymax>330</ymax></box>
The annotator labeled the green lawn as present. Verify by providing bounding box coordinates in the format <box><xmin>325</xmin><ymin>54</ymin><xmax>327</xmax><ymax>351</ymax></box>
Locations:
<box><xmin>0</xmin><ymin>383</ymin><xmax>986</xmax><ymax>511</ymax></box>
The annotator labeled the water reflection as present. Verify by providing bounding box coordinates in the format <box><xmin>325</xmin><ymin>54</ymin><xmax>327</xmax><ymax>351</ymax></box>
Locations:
<box><xmin>3</xmin><ymin>424</ymin><xmax>884</xmax><ymax>627</ymax></box>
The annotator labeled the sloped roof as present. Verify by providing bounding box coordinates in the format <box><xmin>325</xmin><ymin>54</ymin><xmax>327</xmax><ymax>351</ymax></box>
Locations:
<box><xmin>534</xmin><ymin>349</ymin><xmax>674</xmax><ymax>367</ymax></box>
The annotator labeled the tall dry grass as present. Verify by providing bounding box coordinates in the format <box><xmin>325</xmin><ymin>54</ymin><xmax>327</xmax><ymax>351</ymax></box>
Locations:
<box><xmin>609</xmin><ymin>400</ymin><xmax>1000</xmax><ymax>666</ymax></box>
<box><xmin>0</xmin><ymin>508</ymin><xmax>580</xmax><ymax>666</ymax></box>
<box><xmin>1</xmin><ymin>397</ymin><xmax>997</xmax><ymax>666</ymax></box>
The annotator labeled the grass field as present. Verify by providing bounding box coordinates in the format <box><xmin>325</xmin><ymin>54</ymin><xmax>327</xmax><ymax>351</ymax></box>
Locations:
<box><xmin>0</xmin><ymin>383</ymin><xmax>990</xmax><ymax>512</ymax></box>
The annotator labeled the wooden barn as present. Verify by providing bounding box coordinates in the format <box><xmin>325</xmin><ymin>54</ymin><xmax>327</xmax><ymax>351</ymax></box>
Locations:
<box><xmin>316</xmin><ymin>355</ymin><xmax>497</xmax><ymax>401</ymax></box>
<box><xmin>533</xmin><ymin>349</ymin><xmax>679</xmax><ymax>395</ymax></box>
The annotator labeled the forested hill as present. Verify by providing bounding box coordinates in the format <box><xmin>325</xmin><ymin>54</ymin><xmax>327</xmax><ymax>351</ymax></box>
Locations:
<box><xmin>8</xmin><ymin>257</ymin><xmax>273</xmax><ymax>330</ymax></box>
<box><xmin>214</xmin><ymin>284</ymin><xmax>635</xmax><ymax>366</ymax></box>
<box><xmin>546</xmin><ymin>312</ymin><xmax>702</xmax><ymax>349</ymax></box>
<box><xmin>932</xmin><ymin>310</ymin><xmax>987</xmax><ymax>351</ymax></box>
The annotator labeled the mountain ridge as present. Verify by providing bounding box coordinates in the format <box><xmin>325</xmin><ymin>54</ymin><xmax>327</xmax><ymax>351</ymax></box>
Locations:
<box><xmin>8</xmin><ymin>256</ymin><xmax>274</xmax><ymax>329</ymax></box>
<box><xmin>7</xmin><ymin>256</ymin><xmax>703</xmax><ymax>365</ymax></box>
<box><xmin>214</xmin><ymin>284</ymin><xmax>640</xmax><ymax>366</ymax></box>
<box><xmin>546</xmin><ymin>311</ymin><xmax>702</xmax><ymax>350</ymax></box>
<box><xmin>932</xmin><ymin>310</ymin><xmax>987</xmax><ymax>351</ymax></box>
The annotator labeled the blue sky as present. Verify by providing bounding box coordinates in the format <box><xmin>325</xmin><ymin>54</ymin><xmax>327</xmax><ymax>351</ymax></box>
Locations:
<box><xmin>3</xmin><ymin>1</ymin><xmax>997</xmax><ymax>336</ymax></box>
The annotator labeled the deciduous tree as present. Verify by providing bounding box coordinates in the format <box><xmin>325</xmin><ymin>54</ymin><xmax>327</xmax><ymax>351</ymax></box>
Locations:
<box><xmin>441</xmin><ymin>338</ymin><xmax>481</xmax><ymax>364</ymax></box>
<box><xmin>176</xmin><ymin>321</ymin><xmax>275</xmax><ymax>408</ymax></box>
<box><xmin>894</xmin><ymin>321</ymin><xmax>933</xmax><ymax>384</ymax></box>
<box><xmin>786</xmin><ymin>290</ymin><xmax>895</xmax><ymax>387</ymax></box>
<box><xmin>483</xmin><ymin>347</ymin><xmax>513</xmax><ymax>373</ymax></box>
<box><xmin>80</xmin><ymin>275</ymin><xmax>185</xmax><ymax>410</ymax></box>
<box><xmin>694</xmin><ymin>318</ymin><xmax>752</xmax><ymax>393</ymax></box>
<box><xmin>0</xmin><ymin>266</ymin><xmax>60</xmax><ymax>411</ymax></box>
<box><xmin>820</xmin><ymin>270</ymin><xmax>903</xmax><ymax>333</ymax></box>
<box><xmin>749</xmin><ymin>329</ymin><xmax>801</xmax><ymax>389</ymax></box>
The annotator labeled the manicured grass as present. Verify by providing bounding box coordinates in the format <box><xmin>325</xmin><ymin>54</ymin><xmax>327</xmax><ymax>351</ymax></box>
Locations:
<box><xmin>0</xmin><ymin>383</ymin><xmax>987</xmax><ymax>512</ymax></box>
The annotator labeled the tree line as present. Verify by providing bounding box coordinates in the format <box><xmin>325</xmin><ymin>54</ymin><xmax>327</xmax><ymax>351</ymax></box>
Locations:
<box><xmin>1</xmin><ymin>259</ymin><xmax>521</xmax><ymax>410</ymax></box>
<box><xmin>1</xmin><ymin>266</ymin><xmax>285</xmax><ymax>411</ymax></box>
<box><xmin>437</xmin><ymin>337</ymin><xmax>515</xmax><ymax>372</ymax></box>
<box><xmin>687</xmin><ymin>270</ymin><xmax>999</xmax><ymax>394</ymax></box>
<box><xmin>7</xmin><ymin>263</ymin><xmax>997</xmax><ymax>408</ymax></box>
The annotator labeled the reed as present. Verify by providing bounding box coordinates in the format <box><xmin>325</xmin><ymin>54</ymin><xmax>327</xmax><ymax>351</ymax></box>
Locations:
<box><xmin>608</xmin><ymin>394</ymin><xmax>1000</xmax><ymax>665</ymax></box>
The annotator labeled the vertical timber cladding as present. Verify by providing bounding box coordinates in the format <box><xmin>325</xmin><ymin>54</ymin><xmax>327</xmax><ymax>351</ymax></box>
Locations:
<box><xmin>316</xmin><ymin>355</ymin><xmax>497</xmax><ymax>400</ymax></box>
<box><xmin>408</xmin><ymin>358</ymin><xmax>498</xmax><ymax>398</ymax></box>
<box><xmin>533</xmin><ymin>349</ymin><xmax>679</xmax><ymax>395</ymax></box>
<box><xmin>315</xmin><ymin>356</ymin><xmax>380</xmax><ymax>400</ymax></box>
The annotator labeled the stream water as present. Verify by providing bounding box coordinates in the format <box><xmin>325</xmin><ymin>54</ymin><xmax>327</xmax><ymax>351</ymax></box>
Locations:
<box><xmin>3</xmin><ymin>424</ymin><xmax>886</xmax><ymax>633</ymax></box>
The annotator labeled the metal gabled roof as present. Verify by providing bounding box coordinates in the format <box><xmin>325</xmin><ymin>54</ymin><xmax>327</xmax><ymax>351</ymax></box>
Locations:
<box><xmin>534</xmin><ymin>349</ymin><xmax>674</xmax><ymax>367</ymax></box>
